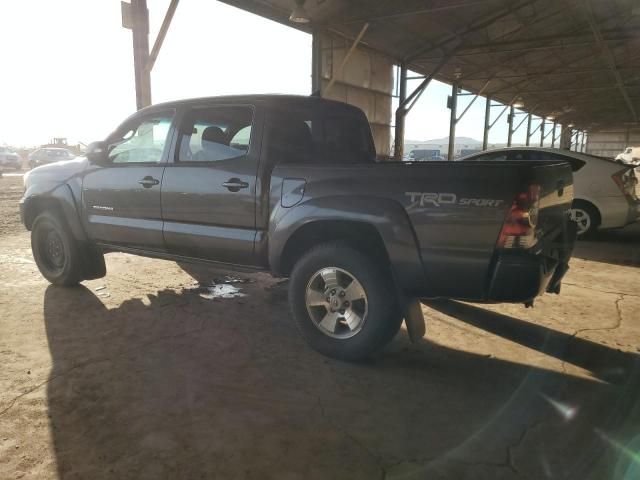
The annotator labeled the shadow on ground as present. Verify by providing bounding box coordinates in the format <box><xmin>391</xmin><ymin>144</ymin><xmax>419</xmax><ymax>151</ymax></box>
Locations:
<box><xmin>43</xmin><ymin>284</ymin><xmax>640</xmax><ymax>479</ymax></box>
<box><xmin>573</xmin><ymin>223</ymin><xmax>640</xmax><ymax>267</ymax></box>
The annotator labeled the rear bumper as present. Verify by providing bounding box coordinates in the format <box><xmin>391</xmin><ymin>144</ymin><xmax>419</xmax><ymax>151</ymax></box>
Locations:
<box><xmin>593</xmin><ymin>196</ymin><xmax>640</xmax><ymax>229</ymax></box>
<box><xmin>487</xmin><ymin>221</ymin><xmax>577</xmax><ymax>303</ymax></box>
<box><xmin>626</xmin><ymin>199</ymin><xmax>640</xmax><ymax>225</ymax></box>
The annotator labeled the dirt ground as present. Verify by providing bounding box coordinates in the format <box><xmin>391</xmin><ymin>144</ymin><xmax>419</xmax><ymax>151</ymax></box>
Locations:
<box><xmin>1</xmin><ymin>174</ymin><xmax>639</xmax><ymax>479</ymax></box>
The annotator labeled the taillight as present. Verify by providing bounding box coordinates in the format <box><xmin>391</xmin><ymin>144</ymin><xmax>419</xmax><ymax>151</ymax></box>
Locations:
<box><xmin>497</xmin><ymin>184</ymin><xmax>540</xmax><ymax>249</ymax></box>
<box><xmin>612</xmin><ymin>168</ymin><xmax>638</xmax><ymax>199</ymax></box>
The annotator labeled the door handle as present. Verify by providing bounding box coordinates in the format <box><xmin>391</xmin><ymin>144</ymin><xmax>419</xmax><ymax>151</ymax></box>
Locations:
<box><xmin>138</xmin><ymin>176</ymin><xmax>160</xmax><ymax>188</ymax></box>
<box><xmin>222</xmin><ymin>178</ymin><xmax>249</xmax><ymax>192</ymax></box>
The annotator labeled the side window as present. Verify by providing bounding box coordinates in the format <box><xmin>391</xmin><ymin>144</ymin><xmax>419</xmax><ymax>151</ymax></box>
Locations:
<box><xmin>108</xmin><ymin>112</ymin><xmax>173</xmax><ymax>164</ymax></box>
<box><xmin>266</xmin><ymin>111</ymin><xmax>374</xmax><ymax>166</ymax></box>
<box><xmin>230</xmin><ymin>125</ymin><xmax>251</xmax><ymax>151</ymax></box>
<box><xmin>506</xmin><ymin>150</ymin><xmax>529</xmax><ymax>160</ymax></box>
<box><xmin>177</xmin><ymin>106</ymin><xmax>253</xmax><ymax>162</ymax></box>
<box><xmin>266</xmin><ymin>112</ymin><xmax>315</xmax><ymax>165</ymax></box>
<box><xmin>473</xmin><ymin>152</ymin><xmax>508</xmax><ymax>161</ymax></box>
<box><xmin>321</xmin><ymin>115</ymin><xmax>374</xmax><ymax>163</ymax></box>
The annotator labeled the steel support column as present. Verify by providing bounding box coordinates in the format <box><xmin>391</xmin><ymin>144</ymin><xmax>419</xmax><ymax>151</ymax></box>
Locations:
<box><xmin>324</xmin><ymin>23</ymin><xmax>369</xmax><ymax>96</ymax></box>
<box><xmin>539</xmin><ymin>119</ymin><xmax>545</xmax><ymax>147</ymax></box>
<box><xmin>130</xmin><ymin>0</ymin><xmax>151</xmax><ymax>109</ymax></box>
<box><xmin>525</xmin><ymin>113</ymin><xmax>532</xmax><ymax>146</ymax></box>
<box><xmin>482</xmin><ymin>96</ymin><xmax>490</xmax><ymax>150</ymax></box>
<box><xmin>560</xmin><ymin>125</ymin><xmax>571</xmax><ymax>150</ymax></box>
<box><xmin>393</xmin><ymin>64</ymin><xmax>408</xmax><ymax>161</ymax></box>
<box><xmin>447</xmin><ymin>81</ymin><xmax>458</xmax><ymax>160</ymax></box>
<box><xmin>507</xmin><ymin>105</ymin><xmax>515</xmax><ymax>147</ymax></box>
<box><xmin>551</xmin><ymin>121</ymin><xmax>557</xmax><ymax>147</ymax></box>
<box><xmin>146</xmin><ymin>0</ymin><xmax>179</xmax><ymax>74</ymax></box>
<box><xmin>311</xmin><ymin>29</ymin><xmax>322</xmax><ymax>95</ymax></box>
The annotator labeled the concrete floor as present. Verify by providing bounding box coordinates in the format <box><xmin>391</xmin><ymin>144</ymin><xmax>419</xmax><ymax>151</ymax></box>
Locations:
<box><xmin>0</xmin><ymin>176</ymin><xmax>639</xmax><ymax>479</ymax></box>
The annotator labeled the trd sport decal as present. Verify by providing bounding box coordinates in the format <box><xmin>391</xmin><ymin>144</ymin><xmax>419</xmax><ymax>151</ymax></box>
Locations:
<box><xmin>405</xmin><ymin>192</ymin><xmax>504</xmax><ymax>209</ymax></box>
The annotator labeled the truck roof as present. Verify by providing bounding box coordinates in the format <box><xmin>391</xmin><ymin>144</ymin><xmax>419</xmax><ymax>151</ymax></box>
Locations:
<box><xmin>142</xmin><ymin>94</ymin><xmax>364</xmax><ymax>116</ymax></box>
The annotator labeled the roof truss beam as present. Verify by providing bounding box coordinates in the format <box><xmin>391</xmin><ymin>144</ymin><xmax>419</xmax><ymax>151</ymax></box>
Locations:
<box><xmin>583</xmin><ymin>0</ymin><xmax>638</xmax><ymax>122</ymax></box>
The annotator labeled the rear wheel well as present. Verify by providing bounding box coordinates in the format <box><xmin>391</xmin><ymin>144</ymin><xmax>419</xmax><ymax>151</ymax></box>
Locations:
<box><xmin>278</xmin><ymin>221</ymin><xmax>391</xmax><ymax>277</ymax></box>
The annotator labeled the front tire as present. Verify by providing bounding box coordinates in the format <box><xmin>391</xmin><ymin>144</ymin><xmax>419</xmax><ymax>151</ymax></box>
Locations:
<box><xmin>289</xmin><ymin>243</ymin><xmax>402</xmax><ymax>361</ymax></box>
<box><xmin>31</xmin><ymin>212</ymin><xmax>82</xmax><ymax>286</ymax></box>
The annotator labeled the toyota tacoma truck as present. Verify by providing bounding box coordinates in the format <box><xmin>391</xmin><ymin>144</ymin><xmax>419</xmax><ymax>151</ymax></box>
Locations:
<box><xmin>20</xmin><ymin>95</ymin><xmax>576</xmax><ymax>360</ymax></box>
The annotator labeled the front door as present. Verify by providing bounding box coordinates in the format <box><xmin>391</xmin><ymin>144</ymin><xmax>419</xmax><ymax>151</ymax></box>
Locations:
<box><xmin>160</xmin><ymin>104</ymin><xmax>259</xmax><ymax>265</ymax></box>
<box><xmin>82</xmin><ymin>110</ymin><xmax>174</xmax><ymax>250</ymax></box>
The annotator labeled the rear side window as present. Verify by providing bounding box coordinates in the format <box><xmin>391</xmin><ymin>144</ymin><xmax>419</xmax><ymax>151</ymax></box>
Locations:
<box><xmin>506</xmin><ymin>151</ymin><xmax>529</xmax><ymax>160</ymax></box>
<box><xmin>528</xmin><ymin>151</ymin><xmax>586</xmax><ymax>172</ymax></box>
<box><xmin>467</xmin><ymin>151</ymin><xmax>508</xmax><ymax>161</ymax></box>
<box><xmin>177</xmin><ymin>106</ymin><xmax>253</xmax><ymax>162</ymax></box>
<box><xmin>266</xmin><ymin>110</ymin><xmax>375</xmax><ymax>165</ymax></box>
<box><xmin>321</xmin><ymin>115</ymin><xmax>374</xmax><ymax>163</ymax></box>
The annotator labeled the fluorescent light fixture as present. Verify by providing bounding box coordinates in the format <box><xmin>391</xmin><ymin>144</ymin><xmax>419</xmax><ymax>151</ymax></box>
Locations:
<box><xmin>512</xmin><ymin>97</ymin><xmax>524</xmax><ymax>108</ymax></box>
<box><xmin>289</xmin><ymin>0</ymin><xmax>310</xmax><ymax>23</ymax></box>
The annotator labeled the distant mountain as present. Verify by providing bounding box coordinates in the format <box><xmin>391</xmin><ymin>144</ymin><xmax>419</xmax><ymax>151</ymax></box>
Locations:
<box><xmin>406</xmin><ymin>136</ymin><xmax>481</xmax><ymax>145</ymax></box>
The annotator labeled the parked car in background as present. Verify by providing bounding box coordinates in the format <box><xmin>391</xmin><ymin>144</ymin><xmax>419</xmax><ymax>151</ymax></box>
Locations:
<box><xmin>0</xmin><ymin>147</ymin><xmax>21</xmax><ymax>170</ymax></box>
<box><xmin>616</xmin><ymin>147</ymin><xmax>640</xmax><ymax>165</ymax></box>
<box><xmin>459</xmin><ymin>147</ymin><xmax>640</xmax><ymax>237</ymax></box>
<box><xmin>407</xmin><ymin>149</ymin><xmax>441</xmax><ymax>161</ymax></box>
<box><xmin>28</xmin><ymin>148</ymin><xmax>76</xmax><ymax>168</ymax></box>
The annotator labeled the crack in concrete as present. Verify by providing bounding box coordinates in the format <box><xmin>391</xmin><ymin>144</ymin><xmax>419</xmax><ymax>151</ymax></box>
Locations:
<box><xmin>560</xmin><ymin>294</ymin><xmax>625</xmax><ymax>376</ymax></box>
<box><xmin>0</xmin><ymin>322</ymin><xmax>208</xmax><ymax>418</ymax></box>
<box><xmin>562</xmin><ymin>282</ymin><xmax>639</xmax><ymax>298</ymax></box>
<box><xmin>572</xmin><ymin>293</ymin><xmax>625</xmax><ymax>338</ymax></box>
<box><xmin>506</xmin><ymin>421</ymin><xmax>545</xmax><ymax>475</ymax></box>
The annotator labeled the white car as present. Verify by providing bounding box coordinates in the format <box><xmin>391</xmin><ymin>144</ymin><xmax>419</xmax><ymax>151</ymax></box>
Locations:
<box><xmin>459</xmin><ymin>147</ymin><xmax>640</xmax><ymax>237</ymax></box>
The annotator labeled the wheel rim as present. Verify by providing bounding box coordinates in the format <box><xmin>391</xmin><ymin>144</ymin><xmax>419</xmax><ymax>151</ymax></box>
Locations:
<box><xmin>40</xmin><ymin>227</ymin><xmax>66</xmax><ymax>272</ymax></box>
<box><xmin>569</xmin><ymin>208</ymin><xmax>591</xmax><ymax>235</ymax></box>
<box><xmin>305</xmin><ymin>267</ymin><xmax>368</xmax><ymax>339</ymax></box>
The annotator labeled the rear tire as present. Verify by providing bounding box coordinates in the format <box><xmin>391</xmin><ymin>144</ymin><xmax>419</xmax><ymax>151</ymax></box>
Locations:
<box><xmin>570</xmin><ymin>201</ymin><xmax>600</xmax><ymax>238</ymax></box>
<box><xmin>289</xmin><ymin>243</ymin><xmax>402</xmax><ymax>361</ymax></box>
<box><xmin>31</xmin><ymin>212</ymin><xmax>82</xmax><ymax>286</ymax></box>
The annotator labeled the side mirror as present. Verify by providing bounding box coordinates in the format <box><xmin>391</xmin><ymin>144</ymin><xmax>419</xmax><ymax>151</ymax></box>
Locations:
<box><xmin>86</xmin><ymin>141</ymin><xmax>108</xmax><ymax>164</ymax></box>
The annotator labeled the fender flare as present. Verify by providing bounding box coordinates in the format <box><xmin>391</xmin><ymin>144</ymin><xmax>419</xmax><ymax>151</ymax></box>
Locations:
<box><xmin>22</xmin><ymin>183</ymin><xmax>88</xmax><ymax>242</ymax></box>
<box><xmin>268</xmin><ymin>195</ymin><xmax>427</xmax><ymax>293</ymax></box>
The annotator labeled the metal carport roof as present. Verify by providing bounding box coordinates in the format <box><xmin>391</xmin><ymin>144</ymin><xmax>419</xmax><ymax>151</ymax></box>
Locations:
<box><xmin>218</xmin><ymin>0</ymin><xmax>640</xmax><ymax>130</ymax></box>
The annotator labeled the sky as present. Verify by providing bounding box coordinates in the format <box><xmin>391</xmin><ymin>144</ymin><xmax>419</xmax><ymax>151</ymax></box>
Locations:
<box><xmin>0</xmin><ymin>0</ymin><xmax>549</xmax><ymax>148</ymax></box>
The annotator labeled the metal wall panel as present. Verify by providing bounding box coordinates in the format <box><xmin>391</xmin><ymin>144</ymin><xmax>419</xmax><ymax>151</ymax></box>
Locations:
<box><xmin>319</xmin><ymin>33</ymin><xmax>394</xmax><ymax>156</ymax></box>
<box><xmin>587</xmin><ymin>127</ymin><xmax>640</xmax><ymax>158</ymax></box>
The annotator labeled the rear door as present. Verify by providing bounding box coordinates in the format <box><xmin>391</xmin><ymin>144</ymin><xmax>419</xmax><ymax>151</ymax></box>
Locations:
<box><xmin>160</xmin><ymin>104</ymin><xmax>261</xmax><ymax>265</ymax></box>
<box><xmin>82</xmin><ymin>110</ymin><xmax>174</xmax><ymax>250</ymax></box>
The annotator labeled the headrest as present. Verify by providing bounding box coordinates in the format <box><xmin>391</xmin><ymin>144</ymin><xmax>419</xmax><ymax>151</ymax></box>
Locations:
<box><xmin>202</xmin><ymin>126</ymin><xmax>227</xmax><ymax>147</ymax></box>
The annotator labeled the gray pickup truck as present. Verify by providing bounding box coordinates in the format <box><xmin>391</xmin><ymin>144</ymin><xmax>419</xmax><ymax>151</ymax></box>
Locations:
<box><xmin>21</xmin><ymin>95</ymin><xmax>576</xmax><ymax>360</ymax></box>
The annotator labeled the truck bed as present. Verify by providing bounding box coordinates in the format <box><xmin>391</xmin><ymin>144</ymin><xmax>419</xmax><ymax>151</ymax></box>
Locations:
<box><xmin>271</xmin><ymin>160</ymin><xmax>574</xmax><ymax>301</ymax></box>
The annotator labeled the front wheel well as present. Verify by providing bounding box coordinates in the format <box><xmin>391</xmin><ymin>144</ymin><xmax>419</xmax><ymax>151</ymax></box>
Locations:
<box><xmin>23</xmin><ymin>197</ymin><xmax>65</xmax><ymax>231</ymax></box>
<box><xmin>278</xmin><ymin>221</ymin><xmax>391</xmax><ymax>277</ymax></box>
